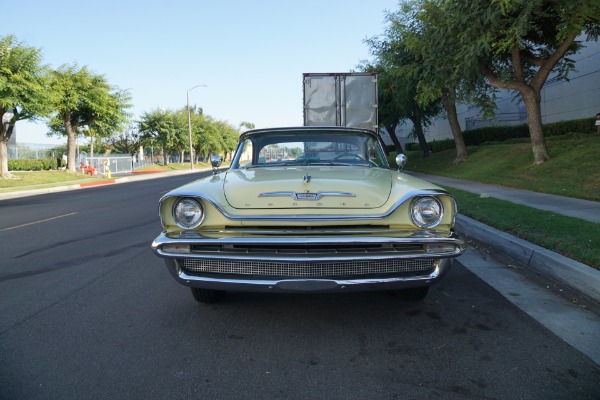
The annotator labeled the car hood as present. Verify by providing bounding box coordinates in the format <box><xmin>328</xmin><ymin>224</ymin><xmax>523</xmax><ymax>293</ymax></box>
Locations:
<box><xmin>223</xmin><ymin>167</ymin><xmax>392</xmax><ymax>209</ymax></box>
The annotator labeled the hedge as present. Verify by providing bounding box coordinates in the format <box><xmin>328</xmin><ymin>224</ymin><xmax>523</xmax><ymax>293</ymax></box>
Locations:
<box><xmin>403</xmin><ymin>117</ymin><xmax>596</xmax><ymax>152</ymax></box>
<box><xmin>8</xmin><ymin>158</ymin><xmax>59</xmax><ymax>171</ymax></box>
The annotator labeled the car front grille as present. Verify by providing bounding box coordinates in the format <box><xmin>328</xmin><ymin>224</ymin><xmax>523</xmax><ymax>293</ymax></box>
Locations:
<box><xmin>181</xmin><ymin>258</ymin><xmax>436</xmax><ymax>278</ymax></box>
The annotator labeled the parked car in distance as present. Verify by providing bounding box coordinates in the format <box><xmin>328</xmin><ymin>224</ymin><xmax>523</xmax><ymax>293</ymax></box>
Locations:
<box><xmin>152</xmin><ymin>126</ymin><xmax>465</xmax><ymax>303</ymax></box>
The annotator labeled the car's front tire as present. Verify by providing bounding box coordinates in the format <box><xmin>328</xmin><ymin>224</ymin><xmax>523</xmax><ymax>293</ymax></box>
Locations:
<box><xmin>392</xmin><ymin>286</ymin><xmax>429</xmax><ymax>301</ymax></box>
<box><xmin>191</xmin><ymin>288</ymin><xmax>226</xmax><ymax>303</ymax></box>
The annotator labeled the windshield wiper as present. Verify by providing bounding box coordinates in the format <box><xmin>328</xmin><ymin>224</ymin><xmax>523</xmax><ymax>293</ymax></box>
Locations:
<box><xmin>308</xmin><ymin>161</ymin><xmax>370</xmax><ymax>167</ymax></box>
<box><xmin>245</xmin><ymin>162</ymin><xmax>298</xmax><ymax>169</ymax></box>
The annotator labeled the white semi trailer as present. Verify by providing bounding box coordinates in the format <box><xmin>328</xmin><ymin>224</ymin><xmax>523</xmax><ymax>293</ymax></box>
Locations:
<box><xmin>302</xmin><ymin>72</ymin><xmax>378</xmax><ymax>133</ymax></box>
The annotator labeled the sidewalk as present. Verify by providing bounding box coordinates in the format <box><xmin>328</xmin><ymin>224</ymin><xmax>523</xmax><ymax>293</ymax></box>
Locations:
<box><xmin>405</xmin><ymin>171</ymin><xmax>600</xmax><ymax>304</ymax></box>
<box><xmin>406</xmin><ymin>171</ymin><xmax>600</xmax><ymax>223</ymax></box>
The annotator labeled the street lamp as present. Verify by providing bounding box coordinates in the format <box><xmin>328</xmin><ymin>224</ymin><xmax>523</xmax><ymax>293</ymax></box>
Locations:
<box><xmin>187</xmin><ymin>84</ymin><xmax>207</xmax><ymax>170</ymax></box>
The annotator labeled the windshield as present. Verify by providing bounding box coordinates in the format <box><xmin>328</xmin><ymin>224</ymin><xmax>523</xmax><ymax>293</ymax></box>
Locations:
<box><xmin>230</xmin><ymin>130</ymin><xmax>389</xmax><ymax>169</ymax></box>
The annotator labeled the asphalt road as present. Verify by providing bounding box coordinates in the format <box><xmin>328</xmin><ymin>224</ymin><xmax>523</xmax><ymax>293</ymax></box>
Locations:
<box><xmin>1</xmin><ymin>172</ymin><xmax>599</xmax><ymax>400</ymax></box>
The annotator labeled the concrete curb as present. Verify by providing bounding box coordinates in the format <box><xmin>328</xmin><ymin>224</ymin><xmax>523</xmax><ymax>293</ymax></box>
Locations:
<box><xmin>456</xmin><ymin>214</ymin><xmax>600</xmax><ymax>304</ymax></box>
<box><xmin>79</xmin><ymin>179</ymin><xmax>116</xmax><ymax>187</ymax></box>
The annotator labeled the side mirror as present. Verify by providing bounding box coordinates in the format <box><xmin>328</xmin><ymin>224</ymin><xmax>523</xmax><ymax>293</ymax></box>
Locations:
<box><xmin>211</xmin><ymin>155</ymin><xmax>222</xmax><ymax>168</ymax></box>
<box><xmin>211</xmin><ymin>155</ymin><xmax>222</xmax><ymax>175</ymax></box>
<box><xmin>395</xmin><ymin>154</ymin><xmax>408</xmax><ymax>170</ymax></box>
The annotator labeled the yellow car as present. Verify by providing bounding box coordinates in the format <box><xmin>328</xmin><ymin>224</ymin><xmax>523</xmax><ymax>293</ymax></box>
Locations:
<box><xmin>152</xmin><ymin>127</ymin><xmax>465</xmax><ymax>303</ymax></box>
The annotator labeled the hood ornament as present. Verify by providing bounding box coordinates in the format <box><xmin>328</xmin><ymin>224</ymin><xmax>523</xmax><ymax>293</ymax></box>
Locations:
<box><xmin>303</xmin><ymin>174</ymin><xmax>311</xmax><ymax>183</ymax></box>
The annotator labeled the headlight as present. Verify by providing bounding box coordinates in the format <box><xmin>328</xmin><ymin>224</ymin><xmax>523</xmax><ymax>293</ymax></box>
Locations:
<box><xmin>172</xmin><ymin>198</ymin><xmax>204</xmax><ymax>229</ymax></box>
<box><xmin>410</xmin><ymin>196</ymin><xmax>443</xmax><ymax>228</ymax></box>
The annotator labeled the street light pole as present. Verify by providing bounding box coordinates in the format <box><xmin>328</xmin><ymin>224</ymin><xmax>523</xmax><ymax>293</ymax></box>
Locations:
<box><xmin>187</xmin><ymin>84</ymin><xmax>207</xmax><ymax>170</ymax></box>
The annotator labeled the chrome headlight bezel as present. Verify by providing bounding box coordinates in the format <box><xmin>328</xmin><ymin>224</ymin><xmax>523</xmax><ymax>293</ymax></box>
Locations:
<box><xmin>172</xmin><ymin>197</ymin><xmax>204</xmax><ymax>229</ymax></box>
<box><xmin>410</xmin><ymin>196</ymin><xmax>443</xmax><ymax>229</ymax></box>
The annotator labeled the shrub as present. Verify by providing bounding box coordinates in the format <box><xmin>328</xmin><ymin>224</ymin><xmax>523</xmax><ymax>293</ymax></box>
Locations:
<box><xmin>543</xmin><ymin>118</ymin><xmax>596</xmax><ymax>136</ymax></box>
<box><xmin>401</xmin><ymin>117</ymin><xmax>597</xmax><ymax>150</ymax></box>
<box><xmin>8</xmin><ymin>158</ymin><xmax>58</xmax><ymax>171</ymax></box>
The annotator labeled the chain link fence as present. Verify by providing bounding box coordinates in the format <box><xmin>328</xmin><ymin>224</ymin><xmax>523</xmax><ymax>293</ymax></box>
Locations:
<box><xmin>8</xmin><ymin>142</ymin><xmax>152</xmax><ymax>175</ymax></box>
<box><xmin>78</xmin><ymin>153</ymin><xmax>152</xmax><ymax>176</ymax></box>
<box><xmin>7</xmin><ymin>142</ymin><xmax>62</xmax><ymax>159</ymax></box>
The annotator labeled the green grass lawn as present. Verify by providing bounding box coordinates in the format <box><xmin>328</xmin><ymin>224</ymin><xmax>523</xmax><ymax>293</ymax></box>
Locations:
<box><xmin>390</xmin><ymin>135</ymin><xmax>600</xmax><ymax>269</ymax></box>
<box><xmin>1</xmin><ymin>161</ymin><xmax>230</xmax><ymax>191</ymax></box>
<box><xmin>0</xmin><ymin>170</ymin><xmax>102</xmax><ymax>191</ymax></box>
<box><xmin>446</xmin><ymin>186</ymin><xmax>599</xmax><ymax>269</ymax></box>
<box><xmin>400</xmin><ymin>136</ymin><xmax>600</xmax><ymax>201</ymax></box>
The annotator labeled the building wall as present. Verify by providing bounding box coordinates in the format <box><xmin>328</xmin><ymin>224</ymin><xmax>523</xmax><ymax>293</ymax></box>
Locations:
<box><xmin>384</xmin><ymin>37</ymin><xmax>600</xmax><ymax>146</ymax></box>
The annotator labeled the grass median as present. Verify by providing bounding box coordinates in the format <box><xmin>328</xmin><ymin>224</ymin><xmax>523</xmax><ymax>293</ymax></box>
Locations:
<box><xmin>0</xmin><ymin>170</ymin><xmax>106</xmax><ymax>192</ymax></box>
<box><xmin>402</xmin><ymin>136</ymin><xmax>600</xmax><ymax>201</ymax></box>
<box><xmin>0</xmin><ymin>161</ymin><xmax>227</xmax><ymax>193</ymax></box>
<box><xmin>397</xmin><ymin>135</ymin><xmax>600</xmax><ymax>270</ymax></box>
<box><xmin>445</xmin><ymin>186</ymin><xmax>599</xmax><ymax>270</ymax></box>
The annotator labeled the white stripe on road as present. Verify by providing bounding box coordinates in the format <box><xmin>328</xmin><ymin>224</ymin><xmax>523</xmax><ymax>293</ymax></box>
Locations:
<box><xmin>0</xmin><ymin>212</ymin><xmax>79</xmax><ymax>232</ymax></box>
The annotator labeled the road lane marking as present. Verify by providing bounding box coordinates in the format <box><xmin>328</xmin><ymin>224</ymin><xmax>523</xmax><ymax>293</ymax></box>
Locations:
<box><xmin>0</xmin><ymin>212</ymin><xmax>79</xmax><ymax>232</ymax></box>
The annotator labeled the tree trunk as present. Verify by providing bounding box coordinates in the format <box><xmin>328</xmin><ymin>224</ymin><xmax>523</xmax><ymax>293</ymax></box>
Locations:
<box><xmin>162</xmin><ymin>147</ymin><xmax>168</xmax><ymax>166</ymax></box>
<box><xmin>66</xmin><ymin>120</ymin><xmax>78</xmax><ymax>173</ymax></box>
<box><xmin>411</xmin><ymin>114</ymin><xmax>429</xmax><ymax>158</ymax></box>
<box><xmin>0</xmin><ymin>138</ymin><xmax>13</xmax><ymax>179</ymax></box>
<box><xmin>90</xmin><ymin>136</ymin><xmax>94</xmax><ymax>166</ymax></box>
<box><xmin>441</xmin><ymin>90</ymin><xmax>467</xmax><ymax>165</ymax></box>
<box><xmin>0</xmin><ymin>122</ymin><xmax>15</xmax><ymax>178</ymax></box>
<box><xmin>180</xmin><ymin>149</ymin><xmax>185</xmax><ymax>164</ymax></box>
<box><xmin>385</xmin><ymin>123</ymin><xmax>403</xmax><ymax>154</ymax></box>
<box><xmin>521</xmin><ymin>88</ymin><xmax>550</xmax><ymax>164</ymax></box>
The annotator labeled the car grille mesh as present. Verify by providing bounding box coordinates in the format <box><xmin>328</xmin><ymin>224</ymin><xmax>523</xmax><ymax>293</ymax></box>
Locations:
<box><xmin>181</xmin><ymin>259</ymin><xmax>436</xmax><ymax>278</ymax></box>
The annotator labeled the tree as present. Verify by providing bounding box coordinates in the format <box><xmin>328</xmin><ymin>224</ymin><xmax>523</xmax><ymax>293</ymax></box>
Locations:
<box><xmin>364</xmin><ymin>34</ymin><xmax>442</xmax><ymax>158</ymax></box>
<box><xmin>0</xmin><ymin>35</ymin><xmax>52</xmax><ymax>179</ymax></box>
<box><xmin>108</xmin><ymin>125</ymin><xmax>142</xmax><ymax>155</ymax></box>
<box><xmin>358</xmin><ymin>62</ymin><xmax>404</xmax><ymax>154</ymax></box>
<box><xmin>388</xmin><ymin>2</ymin><xmax>477</xmax><ymax>164</ymax></box>
<box><xmin>189</xmin><ymin>110</ymin><xmax>210</xmax><ymax>162</ymax></box>
<box><xmin>138</xmin><ymin>109</ymin><xmax>178</xmax><ymax>166</ymax></box>
<box><xmin>417</xmin><ymin>0</ymin><xmax>600</xmax><ymax>164</ymax></box>
<box><xmin>191</xmin><ymin>114</ymin><xmax>218</xmax><ymax>161</ymax></box>
<box><xmin>238</xmin><ymin>121</ymin><xmax>255</xmax><ymax>132</ymax></box>
<box><xmin>47</xmin><ymin>64</ymin><xmax>131</xmax><ymax>172</ymax></box>
<box><xmin>171</xmin><ymin>109</ymin><xmax>189</xmax><ymax>164</ymax></box>
<box><xmin>214</xmin><ymin>120</ymin><xmax>239</xmax><ymax>160</ymax></box>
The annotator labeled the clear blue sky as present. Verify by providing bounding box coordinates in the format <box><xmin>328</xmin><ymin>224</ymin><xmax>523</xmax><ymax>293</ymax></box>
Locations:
<box><xmin>5</xmin><ymin>0</ymin><xmax>399</xmax><ymax>144</ymax></box>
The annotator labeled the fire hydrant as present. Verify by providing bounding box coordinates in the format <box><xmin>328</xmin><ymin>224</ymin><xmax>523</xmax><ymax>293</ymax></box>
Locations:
<box><xmin>81</xmin><ymin>162</ymin><xmax>95</xmax><ymax>176</ymax></box>
<box><xmin>104</xmin><ymin>160</ymin><xmax>111</xmax><ymax>179</ymax></box>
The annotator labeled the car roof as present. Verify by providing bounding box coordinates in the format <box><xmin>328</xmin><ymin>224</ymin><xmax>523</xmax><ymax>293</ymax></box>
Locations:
<box><xmin>239</xmin><ymin>126</ymin><xmax>379</xmax><ymax>141</ymax></box>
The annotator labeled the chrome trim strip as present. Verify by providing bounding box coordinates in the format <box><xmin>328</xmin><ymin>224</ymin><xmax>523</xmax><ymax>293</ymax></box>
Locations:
<box><xmin>259</xmin><ymin>191</ymin><xmax>356</xmax><ymax>201</ymax></box>
<box><xmin>154</xmin><ymin>231</ymin><xmax>464</xmax><ymax>244</ymax></box>
<box><xmin>160</xmin><ymin>189</ymin><xmax>454</xmax><ymax>222</ymax></box>
<box><xmin>151</xmin><ymin>232</ymin><xmax>467</xmax><ymax>261</ymax></box>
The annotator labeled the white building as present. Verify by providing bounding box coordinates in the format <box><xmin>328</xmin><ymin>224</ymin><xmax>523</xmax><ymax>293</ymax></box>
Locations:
<box><xmin>381</xmin><ymin>37</ymin><xmax>600</xmax><ymax>147</ymax></box>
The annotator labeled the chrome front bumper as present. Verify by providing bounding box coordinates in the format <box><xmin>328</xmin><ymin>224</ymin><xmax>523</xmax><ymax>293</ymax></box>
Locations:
<box><xmin>151</xmin><ymin>231</ymin><xmax>465</xmax><ymax>293</ymax></box>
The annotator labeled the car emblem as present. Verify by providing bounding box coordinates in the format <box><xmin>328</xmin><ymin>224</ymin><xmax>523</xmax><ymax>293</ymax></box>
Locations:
<box><xmin>259</xmin><ymin>191</ymin><xmax>356</xmax><ymax>201</ymax></box>
<box><xmin>295</xmin><ymin>192</ymin><xmax>319</xmax><ymax>200</ymax></box>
